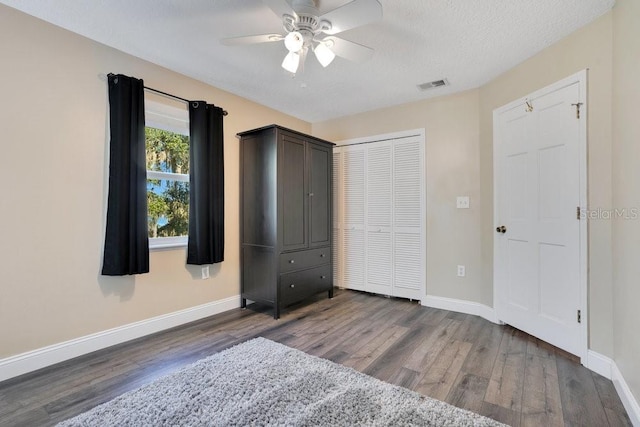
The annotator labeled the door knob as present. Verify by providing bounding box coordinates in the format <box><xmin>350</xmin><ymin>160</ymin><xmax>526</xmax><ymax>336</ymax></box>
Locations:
<box><xmin>496</xmin><ymin>225</ymin><xmax>507</xmax><ymax>234</ymax></box>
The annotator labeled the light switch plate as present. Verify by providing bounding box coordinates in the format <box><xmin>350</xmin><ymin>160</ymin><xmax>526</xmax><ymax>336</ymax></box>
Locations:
<box><xmin>456</xmin><ymin>196</ymin><xmax>470</xmax><ymax>209</ymax></box>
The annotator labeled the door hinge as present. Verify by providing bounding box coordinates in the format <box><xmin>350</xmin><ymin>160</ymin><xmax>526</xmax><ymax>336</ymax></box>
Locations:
<box><xmin>571</xmin><ymin>102</ymin><xmax>583</xmax><ymax>119</ymax></box>
<box><xmin>577</xmin><ymin>309</ymin><xmax>582</xmax><ymax>323</ymax></box>
<box><xmin>577</xmin><ymin>206</ymin><xmax>581</xmax><ymax>220</ymax></box>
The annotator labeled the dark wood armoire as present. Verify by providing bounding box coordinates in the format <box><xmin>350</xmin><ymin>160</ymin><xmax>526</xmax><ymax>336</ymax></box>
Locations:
<box><xmin>239</xmin><ymin>125</ymin><xmax>334</xmax><ymax>319</ymax></box>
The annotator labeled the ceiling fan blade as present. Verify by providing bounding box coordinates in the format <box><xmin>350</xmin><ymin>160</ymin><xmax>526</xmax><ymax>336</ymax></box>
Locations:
<box><xmin>221</xmin><ymin>34</ymin><xmax>284</xmax><ymax>46</ymax></box>
<box><xmin>262</xmin><ymin>0</ymin><xmax>297</xmax><ymax>20</ymax></box>
<box><xmin>319</xmin><ymin>0</ymin><xmax>382</xmax><ymax>35</ymax></box>
<box><xmin>324</xmin><ymin>36</ymin><xmax>374</xmax><ymax>63</ymax></box>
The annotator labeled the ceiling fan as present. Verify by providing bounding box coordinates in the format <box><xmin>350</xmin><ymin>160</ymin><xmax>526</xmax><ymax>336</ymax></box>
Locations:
<box><xmin>221</xmin><ymin>0</ymin><xmax>382</xmax><ymax>75</ymax></box>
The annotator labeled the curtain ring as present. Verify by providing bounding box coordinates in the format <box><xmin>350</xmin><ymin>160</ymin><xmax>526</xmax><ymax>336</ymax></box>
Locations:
<box><xmin>192</xmin><ymin>101</ymin><xmax>199</xmax><ymax>108</ymax></box>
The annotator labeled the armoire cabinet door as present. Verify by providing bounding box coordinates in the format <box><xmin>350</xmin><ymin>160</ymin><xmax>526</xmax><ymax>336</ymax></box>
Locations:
<box><xmin>280</xmin><ymin>134</ymin><xmax>307</xmax><ymax>251</ymax></box>
<box><xmin>309</xmin><ymin>142</ymin><xmax>332</xmax><ymax>248</ymax></box>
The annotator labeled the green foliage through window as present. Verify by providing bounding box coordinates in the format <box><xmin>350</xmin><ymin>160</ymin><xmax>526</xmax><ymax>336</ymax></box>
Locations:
<box><xmin>146</xmin><ymin>127</ymin><xmax>190</xmax><ymax>238</ymax></box>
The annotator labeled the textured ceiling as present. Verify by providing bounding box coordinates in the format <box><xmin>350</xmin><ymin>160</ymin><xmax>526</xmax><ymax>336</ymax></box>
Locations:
<box><xmin>0</xmin><ymin>0</ymin><xmax>614</xmax><ymax>122</ymax></box>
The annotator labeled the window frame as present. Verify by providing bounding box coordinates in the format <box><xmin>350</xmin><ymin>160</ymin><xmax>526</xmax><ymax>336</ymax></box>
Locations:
<box><xmin>145</xmin><ymin>99</ymin><xmax>190</xmax><ymax>250</ymax></box>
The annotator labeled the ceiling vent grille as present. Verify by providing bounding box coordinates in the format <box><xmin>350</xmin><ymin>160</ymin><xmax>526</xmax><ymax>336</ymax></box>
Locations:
<box><xmin>417</xmin><ymin>79</ymin><xmax>449</xmax><ymax>91</ymax></box>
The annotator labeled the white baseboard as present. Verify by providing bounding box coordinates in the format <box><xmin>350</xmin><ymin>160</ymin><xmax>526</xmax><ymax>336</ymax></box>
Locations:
<box><xmin>421</xmin><ymin>295</ymin><xmax>499</xmax><ymax>324</ymax></box>
<box><xmin>584</xmin><ymin>350</ymin><xmax>640</xmax><ymax>426</ymax></box>
<box><xmin>0</xmin><ymin>295</ymin><xmax>240</xmax><ymax>383</ymax></box>
<box><xmin>586</xmin><ymin>350</ymin><xmax>613</xmax><ymax>379</ymax></box>
<box><xmin>612</xmin><ymin>361</ymin><xmax>640</xmax><ymax>426</ymax></box>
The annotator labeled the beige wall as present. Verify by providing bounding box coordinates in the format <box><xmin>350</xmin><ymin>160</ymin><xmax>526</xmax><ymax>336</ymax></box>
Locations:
<box><xmin>612</xmin><ymin>0</ymin><xmax>640</xmax><ymax>406</ymax></box>
<box><xmin>313</xmin><ymin>90</ymin><xmax>483</xmax><ymax>304</ymax></box>
<box><xmin>0</xmin><ymin>5</ymin><xmax>309</xmax><ymax>358</ymax></box>
<box><xmin>315</xmin><ymin>13</ymin><xmax>615</xmax><ymax>357</ymax></box>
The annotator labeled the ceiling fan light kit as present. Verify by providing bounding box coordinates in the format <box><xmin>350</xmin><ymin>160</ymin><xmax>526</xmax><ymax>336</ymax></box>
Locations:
<box><xmin>314</xmin><ymin>40</ymin><xmax>335</xmax><ymax>67</ymax></box>
<box><xmin>282</xmin><ymin>51</ymin><xmax>301</xmax><ymax>73</ymax></box>
<box><xmin>222</xmin><ymin>0</ymin><xmax>382</xmax><ymax>76</ymax></box>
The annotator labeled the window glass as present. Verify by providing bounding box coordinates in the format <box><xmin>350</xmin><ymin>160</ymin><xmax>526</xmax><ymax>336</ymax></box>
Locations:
<box><xmin>145</xmin><ymin>99</ymin><xmax>189</xmax><ymax>248</ymax></box>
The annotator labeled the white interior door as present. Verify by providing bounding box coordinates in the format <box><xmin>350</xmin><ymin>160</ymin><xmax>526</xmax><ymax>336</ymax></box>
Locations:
<box><xmin>494</xmin><ymin>71</ymin><xmax>587</xmax><ymax>359</ymax></box>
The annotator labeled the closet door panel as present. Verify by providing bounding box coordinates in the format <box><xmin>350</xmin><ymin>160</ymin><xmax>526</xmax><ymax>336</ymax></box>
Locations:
<box><xmin>366</xmin><ymin>143</ymin><xmax>393</xmax><ymax>293</ymax></box>
<box><xmin>343</xmin><ymin>228</ymin><xmax>365</xmax><ymax>290</ymax></box>
<box><xmin>343</xmin><ymin>148</ymin><xmax>365</xmax><ymax>227</ymax></box>
<box><xmin>393</xmin><ymin>232</ymin><xmax>423</xmax><ymax>298</ymax></box>
<box><xmin>367</xmin><ymin>230</ymin><xmax>392</xmax><ymax>295</ymax></box>
<box><xmin>392</xmin><ymin>137</ymin><xmax>424</xmax><ymax>300</ymax></box>
<box><xmin>332</xmin><ymin>149</ymin><xmax>342</xmax><ymax>287</ymax></box>
<box><xmin>342</xmin><ymin>147</ymin><xmax>366</xmax><ymax>291</ymax></box>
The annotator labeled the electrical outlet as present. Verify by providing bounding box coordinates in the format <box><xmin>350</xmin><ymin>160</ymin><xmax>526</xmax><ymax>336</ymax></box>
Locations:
<box><xmin>456</xmin><ymin>196</ymin><xmax>470</xmax><ymax>209</ymax></box>
<box><xmin>457</xmin><ymin>265</ymin><xmax>466</xmax><ymax>277</ymax></box>
<box><xmin>201</xmin><ymin>266</ymin><xmax>210</xmax><ymax>280</ymax></box>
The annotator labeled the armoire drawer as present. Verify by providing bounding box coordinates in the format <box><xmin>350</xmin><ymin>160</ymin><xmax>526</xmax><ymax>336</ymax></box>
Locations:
<box><xmin>279</xmin><ymin>247</ymin><xmax>331</xmax><ymax>273</ymax></box>
<box><xmin>279</xmin><ymin>265</ymin><xmax>332</xmax><ymax>306</ymax></box>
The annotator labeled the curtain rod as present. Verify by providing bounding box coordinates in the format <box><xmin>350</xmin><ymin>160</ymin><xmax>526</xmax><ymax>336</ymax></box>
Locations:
<box><xmin>107</xmin><ymin>73</ymin><xmax>228</xmax><ymax>116</ymax></box>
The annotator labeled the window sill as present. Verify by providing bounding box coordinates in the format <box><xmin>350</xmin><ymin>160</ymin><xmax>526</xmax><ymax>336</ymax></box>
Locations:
<box><xmin>149</xmin><ymin>237</ymin><xmax>188</xmax><ymax>251</ymax></box>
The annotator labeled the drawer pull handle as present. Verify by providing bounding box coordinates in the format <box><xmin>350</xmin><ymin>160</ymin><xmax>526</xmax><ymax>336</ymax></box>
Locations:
<box><xmin>290</xmin><ymin>284</ymin><xmax>295</xmax><ymax>288</ymax></box>
<box><xmin>289</xmin><ymin>260</ymin><xmax>295</xmax><ymax>264</ymax></box>
<box><xmin>320</xmin><ymin>275</ymin><xmax>326</xmax><ymax>279</ymax></box>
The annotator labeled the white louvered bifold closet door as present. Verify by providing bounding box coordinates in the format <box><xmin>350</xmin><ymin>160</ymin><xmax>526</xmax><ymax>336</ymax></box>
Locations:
<box><xmin>332</xmin><ymin>149</ymin><xmax>342</xmax><ymax>287</ymax></box>
<box><xmin>392</xmin><ymin>136</ymin><xmax>424</xmax><ymax>300</ymax></box>
<box><xmin>366</xmin><ymin>142</ymin><xmax>393</xmax><ymax>295</ymax></box>
<box><xmin>342</xmin><ymin>147</ymin><xmax>366</xmax><ymax>291</ymax></box>
<box><xmin>336</xmin><ymin>132</ymin><xmax>425</xmax><ymax>301</ymax></box>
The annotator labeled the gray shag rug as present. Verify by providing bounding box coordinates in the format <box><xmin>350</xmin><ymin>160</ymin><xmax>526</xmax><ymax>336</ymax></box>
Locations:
<box><xmin>58</xmin><ymin>337</ymin><xmax>506</xmax><ymax>426</ymax></box>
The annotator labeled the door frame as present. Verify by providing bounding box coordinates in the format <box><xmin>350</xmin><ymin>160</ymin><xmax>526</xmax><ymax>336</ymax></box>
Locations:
<box><xmin>492</xmin><ymin>70</ymin><xmax>588</xmax><ymax>363</ymax></box>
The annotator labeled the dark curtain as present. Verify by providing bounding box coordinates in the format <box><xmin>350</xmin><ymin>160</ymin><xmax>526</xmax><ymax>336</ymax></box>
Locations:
<box><xmin>101</xmin><ymin>74</ymin><xmax>149</xmax><ymax>275</ymax></box>
<box><xmin>187</xmin><ymin>102</ymin><xmax>225</xmax><ymax>265</ymax></box>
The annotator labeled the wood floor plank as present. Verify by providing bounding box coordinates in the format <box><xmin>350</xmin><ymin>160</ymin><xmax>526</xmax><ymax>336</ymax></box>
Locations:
<box><xmin>592</xmin><ymin>372</ymin><xmax>633</xmax><ymax>427</ymax></box>
<box><xmin>556</xmin><ymin>355</ymin><xmax>610</xmax><ymax>426</ymax></box>
<box><xmin>480</xmin><ymin>401</ymin><xmax>521</xmax><ymax>427</ymax></box>
<box><xmin>403</xmin><ymin>318</ymin><xmax>462</xmax><ymax>372</ymax></box>
<box><xmin>0</xmin><ymin>289</ymin><xmax>630</xmax><ymax>427</ymax></box>
<box><xmin>445</xmin><ymin>372</ymin><xmax>489</xmax><ymax>413</ymax></box>
<box><xmin>520</xmin><ymin>352</ymin><xmax>563</xmax><ymax>427</ymax></box>
<box><xmin>413</xmin><ymin>339</ymin><xmax>472</xmax><ymax>401</ymax></box>
<box><xmin>484</xmin><ymin>328</ymin><xmax>528</xmax><ymax>412</ymax></box>
<box><xmin>459</xmin><ymin>318</ymin><xmax>505</xmax><ymax>379</ymax></box>
<box><xmin>340</xmin><ymin>324</ymin><xmax>409</xmax><ymax>371</ymax></box>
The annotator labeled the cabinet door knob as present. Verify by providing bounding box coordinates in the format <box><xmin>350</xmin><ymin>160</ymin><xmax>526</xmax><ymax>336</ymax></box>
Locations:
<box><xmin>320</xmin><ymin>275</ymin><xmax>326</xmax><ymax>279</ymax></box>
<box><xmin>320</xmin><ymin>253</ymin><xmax>325</xmax><ymax>258</ymax></box>
<box><xmin>289</xmin><ymin>259</ymin><xmax>295</xmax><ymax>264</ymax></box>
<box><xmin>290</xmin><ymin>284</ymin><xmax>295</xmax><ymax>288</ymax></box>
<box><xmin>309</xmin><ymin>193</ymin><xmax>314</xmax><ymax>197</ymax></box>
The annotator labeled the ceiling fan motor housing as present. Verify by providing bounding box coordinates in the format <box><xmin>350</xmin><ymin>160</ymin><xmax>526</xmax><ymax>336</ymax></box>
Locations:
<box><xmin>284</xmin><ymin>0</ymin><xmax>331</xmax><ymax>48</ymax></box>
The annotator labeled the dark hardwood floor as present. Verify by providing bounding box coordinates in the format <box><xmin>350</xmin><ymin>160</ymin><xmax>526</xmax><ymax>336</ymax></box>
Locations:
<box><xmin>0</xmin><ymin>289</ymin><xmax>631</xmax><ymax>426</ymax></box>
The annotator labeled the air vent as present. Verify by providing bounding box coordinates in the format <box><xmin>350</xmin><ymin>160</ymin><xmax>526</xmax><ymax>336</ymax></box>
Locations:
<box><xmin>417</xmin><ymin>79</ymin><xmax>449</xmax><ymax>91</ymax></box>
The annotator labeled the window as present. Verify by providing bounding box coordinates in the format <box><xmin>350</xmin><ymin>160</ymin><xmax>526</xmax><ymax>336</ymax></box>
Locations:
<box><xmin>145</xmin><ymin>99</ymin><xmax>190</xmax><ymax>249</ymax></box>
